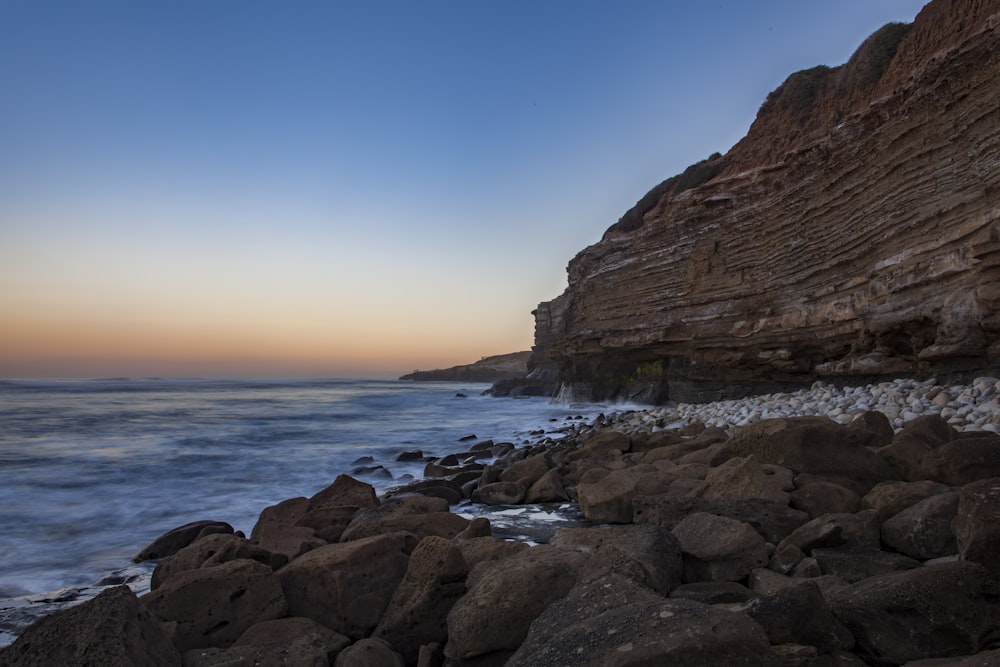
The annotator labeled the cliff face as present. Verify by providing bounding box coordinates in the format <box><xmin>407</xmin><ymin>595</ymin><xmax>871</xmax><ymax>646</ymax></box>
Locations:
<box><xmin>531</xmin><ymin>0</ymin><xmax>1000</xmax><ymax>403</ymax></box>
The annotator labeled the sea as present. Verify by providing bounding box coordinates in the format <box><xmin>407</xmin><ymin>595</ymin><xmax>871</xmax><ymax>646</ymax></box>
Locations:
<box><xmin>0</xmin><ymin>377</ymin><xmax>613</xmax><ymax>645</ymax></box>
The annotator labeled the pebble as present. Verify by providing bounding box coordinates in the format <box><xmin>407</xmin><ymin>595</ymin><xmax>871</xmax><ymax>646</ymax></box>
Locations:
<box><xmin>587</xmin><ymin>376</ymin><xmax>1000</xmax><ymax>435</ymax></box>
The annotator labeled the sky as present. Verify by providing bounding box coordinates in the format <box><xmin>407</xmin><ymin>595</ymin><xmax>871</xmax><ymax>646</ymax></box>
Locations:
<box><xmin>0</xmin><ymin>0</ymin><xmax>931</xmax><ymax>379</ymax></box>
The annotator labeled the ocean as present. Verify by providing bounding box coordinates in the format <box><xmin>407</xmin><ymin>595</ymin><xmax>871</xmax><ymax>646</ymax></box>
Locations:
<box><xmin>0</xmin><ymin>377</ymin><xmax>610</xmax><ymax>628</ymax></box>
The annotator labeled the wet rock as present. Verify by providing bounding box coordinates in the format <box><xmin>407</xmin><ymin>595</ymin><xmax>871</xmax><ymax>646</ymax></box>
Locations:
<box><xmin>506</xmin><ymin>574</ymin><xmax>772</xmax><ymax>667</ymax></box>
<box><xmin>395</xmin><ymin>449</ymin><xmax>425</xmax><ymax>461</ymax></box>
<box><xmin>133</xmin><ymin>520</ymin><xmax>234</xmax><ymax>562</ymax></box>
<box><xmin>671</xmin><ymin>512</ymin><xmax>768</xmax><ymax>583</ymax></box>
<box><xmin>0</xmin><ymin>586</ymin><xmax>180</xmax><ymax>666</ymax></box>
<box><xmin>278</xmin><ymin>532</ymin><xmax>415</xmax><ymax>640</ymax></box>
<box><xmin>151</xmin><ymin>533</ymin><xmax>285</xmax><ymax>591</ymax></box>
<box><xmin>307</xmin><ymin>474</ymin><xmax>380</xmax><ymax>511</ymax></box>
<box><xmin>142</xmin><ymin>559</ymin><xmax>286</xmax><ymax>651</ymax></box>
<box><xmin>478</xmin><ymin>481</ymin><xmax>526</xmax><ymax>505</ymax></box>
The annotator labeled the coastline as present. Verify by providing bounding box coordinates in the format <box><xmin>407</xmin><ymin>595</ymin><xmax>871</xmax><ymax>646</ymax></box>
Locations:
<box><xmin>3</xmin><ymin>374</ymin><xmax>1000</xmax><ymax>664</ymax></box>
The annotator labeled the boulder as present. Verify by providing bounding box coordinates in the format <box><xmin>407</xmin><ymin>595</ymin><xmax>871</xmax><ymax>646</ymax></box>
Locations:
<box><xmin>234</xmin><ymin>616</ymin><xmax>350</xmax><ymax>650</ymax></box>
<box><xmin>307</xmin><ymin>474</ymin><xmax>379</xmax><ymax>511</ymax></box>
<box><xmin>634</xmin><ymin>495</ymin><xmax>810</xmax><ymax>544</ymax></box>
<box><xmin>712</xmin><ymin>417</ymin><xmax>898</xmax><ymax>494</ymax></box>
<box><xmin>506</xmin><ymin>574</ymin><xmax>773</xmax><ymax>667</ymax></box>
<box><xmin>453</xmin><ymin>536</ymin><xmax>528</xmax><ymax>571</ymax></box>
<box><xmin>151</xmin><ymin>533</ymin><xmax>285</xmax><ymax>590</ymax></box>
<box><xmin>790</xmin><ymin>481</ymin><xmax>862</xmax><ymax>519</ymax></box>
<box><xmin>576</xmin><ymin>466</ymin><xmax>673</xmax><ymax>524</ymax></box>
<box><xmin>498</xmin><ymin>453</ymin><xmax>550</xmax><ymax>486</ymax></box>
<box><xmin>339</xmin><ymin>496</ymin><xmax>468</xmax><ymax>542</ymax></box>
<box><xmin>699</xmin><ymin>455</ymin><xmax>794</xmax><ymax>504</ymax></box>
<box><xmin>878</xmin><ymin>433</ymin><xmax>935</xmax><ymax>482</ymax></box>
<box><xmin>278</xmin><ymin>532</ymin><xmax>416</xmax><ymax>640</ymax></box>
<box><xmin>142</xmin><ymin>559</ymin><xmax>286</xmax><ymax>651</ymax></box>
<box><xmin>372</xmin><ymin>536</ymin><xmax>468</xmax><ymax>664</ymax></box>
<box><xmin>133</xmin><ymin>520</ymin><xmax>234</xmax><ymax>562</ymax></box>
<box><xmin>294</xmin><ymin>505</ymin><xmax>360</xmax><ymax>542</ymax></box>
<box><xmin>0</xmin><ymin>586</ymin><xmax>180</xmax><ymax>666</ymax></box>
<box><xmin>903</xmin><ymin>650</ymin><xmax>1000</xmax><ymax>666</ymax></box>
<box><xmin>862</xmin><ymin>480</ymin><xmax>953</xmax><ymax>521</ymax></box>
<box><xmin>881</xmin><ymin>492</ymin><xmax>960</xmax><ymax>560</ymax></box>
<box><xmin>185</xmin><ymin>623</ymin><xmax>349</xmax><ymax>667</ymax></box>
<box><xmin>524</xmin><ymin>468</ymin><xmax>569</xmax><ymax>503</ymax></box>
<box><xmin>250</xmin><ymin>497</ymin><xmax>326</xmax><ymax>561</ymax></box>
<box><xmin>669</xmin><ymin>581</ymin><xmax>756</xmax><ymax>605</ymax></box>
<box><xmin>953</xmin><ymin>476</ymin><xmax>1000</xmax><ymax>572</ymax></box>
<box><xmin>567</xmin><ymin>430</ymin><xmax>631</xmax><ymax>461</ymax></box>
<box><xmin>921</xmin><ymin>436</ymin><xmax>1000</xmax><ymax>486</ymax></box>
<box><xmin>743</xmin><ymin>579</ymin><xmax>854</xmax><ymax>653</ymax></box>
<box><xmin>809</xmin><ymin>547</ymin><xmax>921</xmax><ymax>583</ymax></box>
<box><xmin>550</xmin><ymin>524</ymin><xmax>684</xmax><ymax>595</ymax></box>
<box><xmin>478</xmin><ymin>480</ymin><xmax>526</xmax><ymax>505</ymax></box>
<box><xmin>775</xmin><ymin>511</ymin><xmax>881</xmax><ymax>556</ymax></box>
<box><xmin>847</xmin><ymin>410</ymin><xmax>896</xmax><ymax>448</ymax></box>
<box><xmin>671</xmin><ymin>512</ymin><xmax>768</xmax><ymax>583</ymax></box>
<box><xmin>334</xmin><ymin>638</ymin><xmax>404</xmax><ymax>667</ymax></box>
<box><xmin>443</xmin><ymin>545</ymin><xmax>587</xmax><ymax>663</ymax></box>
<box><xmin>828</xmin><ymin>561</ymin><xmax>1000</xmax><ymax>665</ymax></box>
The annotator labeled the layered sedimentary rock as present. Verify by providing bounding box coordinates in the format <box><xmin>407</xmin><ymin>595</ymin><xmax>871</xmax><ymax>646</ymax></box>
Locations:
<box><xmin>530</xmin><ymin>0</ymin><xmax>1000</xmax><ymax>403</ymax></box>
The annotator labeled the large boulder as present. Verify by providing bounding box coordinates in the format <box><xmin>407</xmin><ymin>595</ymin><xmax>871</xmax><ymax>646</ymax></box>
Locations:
<box><xmin>307</xmin><ymin>474</ymin><xmax>380</xmax><ymax>511</ymax></box>
<box><xmin>250</xmin><ymin>497</ymin><xmax>326</xmax><ymax>561</ymax></box>
<box><xmin>576</xmin><ymin>466</ymin><xmax>673</xmax><ymax>524</ymax></box>
<box><xmin>142</xmin><ymin>559</ymin><xmax>286</xmax><ymax>652</ymax></box>
<box><xmin>550</xmin><ymin>524</ymin><xmax>684</xmax><ymax>595</ymax></box>
<box><xmin>713</xmin><ymin>417</ymin><xmax>898</xmax><ymax>494</ymax></box>
<box><xmin>506</xmin><ymin>574</ymin><xmax>773</xmax><ymax>667</ymax></box>
<box><xmin>634</xmin><ymin>495</ymin><xmax>809</xmax><ymax>544</ymax></box>
<box><xmin>809</xmin><ymin>547</ymin><xmax>921</xmax><ymax>583</ymax></box>
<box><xmin>338</xmin><ymin>495</ymin><xmax>468</xmax><ymax>542</ymax></box>
<box><xmin>699</xmin><ymin>455</ymin><xmax>793</xmax><ymax>504</ymax></box>
<box><xmin>743</xmin><ymin>579</ymin><xmax>854</xmax><ymax>653</ymax></box>
<box><xmin>567</xmin><ymin>430</ymin><xmax>631</xmax><ymax>461</ymax></box>
<box><xmin>371</xmin><ymin>536</ymin><xmax>468</xmax><ymax>664</ymax></box>
<box><xmin>278</xmin><ymin>532</ymin><xmax>415</xmax><ymax>640</ymax></box>
<box><xmin>671</xmin><ymin>512</ymin><xmax>768</xmax><ymax>583</ymax></box>
<box><xmin>0</xmin><ymin>586</ymin><xmax>180</xmax><ymax>667</ymax></box>
<box><xmin>828</xmin><ymin>561</ymin><xmax>1000</xmax><ymax>665</ymax></box>
<box><xmin>921</xmin><ymin>436</ymin><xmax>1000</xmax><ymax>486</ymax></box>
<box><xmin>185</xmin><ymin>617</ymin><xmax>350</xmax><ymax>667</ymax></box>
<box><xmin>790</xmin><ymin>480</ymin><xmax>862</xmax><ymax>519</ymax></box>
<box><xmin>151</xmin><ymin>533</ymin><xmax>284</xmax><ymax>590</ymax></box>
<box><xmin>524</xmin><ymin>468</ymin><xmax>569</xmax><ymax>503</ymax></box>
<box><xmin>443</xmin><ymin>544</ymin><xmax>587</xmax><ymax>664</ymax></box>
<box><xmin>133</xmin><ymin>520</ymin><xmax>234</xmax><ymax>562</ymax></box>
<box><xmin>775</xmin><ymin>511</ymin><xmax>881</xmax><ymax>556</ymax></box>
<box><xmin>498</xmin><ymin>453</ymin><xmax>551</xmax><ymax>486</ymax></box>
<box><xmin>953</xmin><ymin>476</ymin><xmax>1000</xmax><ymax>572</ymax></box>
<box><xmin>862</xmin><ymin>480</ymin><xmax>953</xmax><ymax>521</ymax></box>
<box><xmin>333</xmin><ymin>638</ymin><xmax>404</xmax><ymax>667</ymax></box>
<box><xmin>881</xmin><ymin>492</ymin><xmax>960</xmax><ymax>560</ymax></box>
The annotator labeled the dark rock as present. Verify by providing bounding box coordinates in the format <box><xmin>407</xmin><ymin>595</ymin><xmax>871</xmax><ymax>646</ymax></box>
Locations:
<box><xmin>700</xmin><ymin>455</ymin><xmax>794</xmax><ymax>504</ymax></box>
<box><xmin>791</xmin><ymin>481</ymin><xmax>862</xmax><ymax>519</ymax></box>
<box><xmin>395</xmin><ymin>449</ymin><xmax>425</xmax><ymax>461</ymax></box>
<box><xmin>506</xmin><ymin>574</ymin><xmax>772</xmax><ymax>667</ymax></box>
<box><xmin>443</xmin><ymin>545</ymin><xmax>587</xmax><ymax>662</ymax></box>
<box><xmin>828</xmin><ymin>561</ymin><xmax>1000</xmax><ymax>665</ymax></box>
<box><xmin>881</xmin><ymin>492</ymin><xmax>960</xmax><ymax>560</ymax></box>
<box><xmin>953</xmin><ymin>476</ymin><xmax>1000</xmax><ymax>572</ymax></box>
<box><xmin>307</xmin><ymin>474</ymin><xmax>380</xmax><ymax>511</ymax></box>
<box><xmin>744</xmin><ymin>579</ymin><xmax>854</xmax><ymax>653</ymax></box>
<box><xmin>862</xmin><ymin>480</ymin><xmax>953</xmax><ymax>521</ymax></box>
<box><xmin>671</xmin><ymin>511</ymin><xmax>768</xmax><ymax>583</ymax></box>
<box><xmin>576</xmin><ymin>466</ymin><xmax>673</xmax><ymax>524</ymax></box>
<box><xmin>333</xmin><ymin>638</ymin><xmax>404</xmax><ymax>667</ymax></box>
<box><xmin>0</xmin><ymin>586</ymin><xmax>180</xmax><ymax>666</ymax></box>
<box><xmin>902</xmin><ymin>649</ymin><xmax>1000</xmax><ymax>666</ymax></box>
<box><xmin>775</xmin><ymin>511</ymin><xmax>881</xmax><ymax>556</ymax></box>
<box><xmin>669</xmin><ymin>581</ymin><xmax>756</xmax><ymax>604</ymax></box>
<box><xmin>566</xmin><ymin>430</ymin><xmax>631</xmax><ymax>461</ymax></box>
<box><xmin>478</xmin><ymin>481</ymin><xmax>526</xmax><ymax>505</ymax></box>
<box><xmin>713</xmin><ymin>417</ymin><xmax>898</xmax><ymax>494</ymax></box>
<box><xmin>142</xmin><ymin>559</ymin><xmax>287</xmax><ymax>651</ymax></box>
<box><xmin>810</xmin><ymin>547</ymin><xmax>921</xmax><ymax>583</ymax></box>
<box><xmin>550</xmin><ymin>524</ymin><xmax>684</xmax><ymax>595</ymax></box>
<box><xmin>133</xmin><ymin>520</ymin><xmax>234</xmax><ymax>562</ymax></box>
<box><xmin>278</xmin><ymin>532</ymin><xmax>416</xmax><ymax>640</ymax></box>
<box><xmin>634</xmin><ymin>495</ymin><xmax>810</xmax><ymax>544</ymax></box>
<box><xmin>524</xmin><ymin>468</ymin><xmax>569</xmax><ymax>503</ymax></box>
<box><xmin>922</xmin><ymin>436</ymin><xmax>1000</xmax><ymax>486</ymax></box>
<box><xmin>250</xmin><ymin>497</ymin><xmax>326</xmax><ymax>561</ymax></box>
<box><xmin>234</xmin><ymin>616</ymin><xmax>350</xmax><ymax>650</ymax></box>
<box><xmin>498</xmin><ymin>453</ymin><xmax>550</xmax><ymax>487</ymax></box>
<box><xmin>372</xmin><ymin>536</ymin><xmax>468</xmax><ymax>664</ymax></box>
<box><xmin>186</xmin><ymin>620</ymin><xmax>349</xmax><ymax>667</ymax></box>
<box><xmin>151</xmin><ymin>533</ymin><xmax>285</xmax><ymax>591</ymax></box>
<box><xmin>453</xmin><ymin>536</ymin><xmax>528</xmax><ymax>571</ymax></box>
<box><xmin>339</xmin><ymin>496</ymin><xmax>469</xmax><ymax>542</ymax></box>
<box><xmin>295</xmin><ymin>505</ymin><xmax>359</xmax><ymax>542</ymax></box>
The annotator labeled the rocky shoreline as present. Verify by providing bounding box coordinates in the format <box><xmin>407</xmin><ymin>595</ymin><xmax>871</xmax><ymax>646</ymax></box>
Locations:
<box><xmin>2</xmin><ymin>377</ymin><xmax>1000</xmax><ymax>666</ymax></box>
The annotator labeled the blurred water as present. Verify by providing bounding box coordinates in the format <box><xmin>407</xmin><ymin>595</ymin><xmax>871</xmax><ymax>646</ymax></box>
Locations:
<box><xmin>0</xmin><ymin>378</ymin><xmax>605</xmax><ymax>600</ymax></box>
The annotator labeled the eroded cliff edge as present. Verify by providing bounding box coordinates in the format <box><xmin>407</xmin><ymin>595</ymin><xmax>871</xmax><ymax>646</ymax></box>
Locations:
<box><xmin>523</xmin><ymin>0</ymin><xmax>1000</xmax><ymax>404</ymax></box>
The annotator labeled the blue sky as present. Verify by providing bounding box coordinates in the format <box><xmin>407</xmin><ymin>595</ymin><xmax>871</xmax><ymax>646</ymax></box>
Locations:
<box><xmin>0</xmin><ymin>0</ymin><xmax>930</xmax><ymax>378</ymax></box>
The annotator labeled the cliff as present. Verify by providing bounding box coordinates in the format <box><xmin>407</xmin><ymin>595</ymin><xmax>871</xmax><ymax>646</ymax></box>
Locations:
<box><xmin>400</xmin><ymin>351</ymin><xmax>530</xmax><ymax>383</ymax></box>
<box><xmin>528</xmin><ymin>0</ymin><xmax>1000</xmax><ymax>403</ymax></box>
